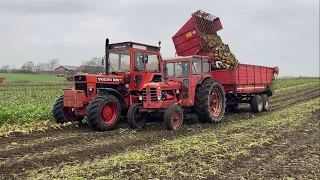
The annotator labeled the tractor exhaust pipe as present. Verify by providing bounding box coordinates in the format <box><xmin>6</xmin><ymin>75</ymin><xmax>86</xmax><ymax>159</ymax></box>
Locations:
<box><xmin>105</xmin><ymin>38</ymin><xmax>110</xmax><ymax>75</ymax></box>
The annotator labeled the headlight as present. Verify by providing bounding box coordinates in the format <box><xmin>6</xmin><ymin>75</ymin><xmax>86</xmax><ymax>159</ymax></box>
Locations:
<box><xmin>139</xmin><ymin>96</ymin><xmax>143</xmax><ymax>100</ymax></box>
<box><xmin>125</xmin><ymin>84</ymin><xmax>129</xmax><ymax>88</ymax></box>
<box><xmin>157</xmin><ymin>95</ymin><xmax>162</xmax><ymax>100</ymax></box>
<box><xmin>89</xmin><ymin>87</ymin><xmax>94</xmax><ymax>92</ymax></box>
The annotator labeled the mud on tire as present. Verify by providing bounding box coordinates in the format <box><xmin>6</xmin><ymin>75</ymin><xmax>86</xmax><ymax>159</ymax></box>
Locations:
<box><xmin>52</xmin><ymin>95</ymin><xmax>84</xmax><ymax>124</ymax></box>
<box><xmin>261</xmin><ymin>94</ymin><xmax>269</xmax><ymax>111</ymax></box>
<box><xmin>127</xmin><ymin>104</ymin><xmax>148</xmax><ymax>130</ymax></box>
<box><xmin>86</xmin><ymin>94</ymin><xmax>121</xmax><ymax>131</ymax></box>
<box><xmin>250</xmin><ymin>94</ymin><xmax>263</xmax><ymax>113</ymax></box>
<box><xmin>194</xmin><ymin>78</ymin><xmax>226</xmax><ymax>123</ymax></box>
<box><xmin>164</xmin><ymin>104</ymin><xmax>184</xmax><ymax>130</ymax></box>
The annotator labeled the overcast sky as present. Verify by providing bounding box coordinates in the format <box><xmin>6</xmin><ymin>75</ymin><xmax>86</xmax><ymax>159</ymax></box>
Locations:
<box><xmin>0</xmin><ymin>0</ymin><xmax>319</xmax><ymax>77</ymax></box>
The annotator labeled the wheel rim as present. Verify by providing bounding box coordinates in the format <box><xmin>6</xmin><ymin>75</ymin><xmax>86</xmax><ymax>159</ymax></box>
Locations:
<box><xmin>171</xmin><ymin>111</ymin><xmax>182</xmax><ymax>129</ymax></box>
<box><xmin>208</xmin><ymin>88</ymin><xmax>222</xmax><ymax>117</ymax></box>
<box><xmin>101</xmin><ymin>103</ymin><xmax>118</xmax><ymax>125</ymax></box>
<box><xmin>63</xmin><ymin>107</ymin><xmax>77</xmax><ymax>121</ymax></box>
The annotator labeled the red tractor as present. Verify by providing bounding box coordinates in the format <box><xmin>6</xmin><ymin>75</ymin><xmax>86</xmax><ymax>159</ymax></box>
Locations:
<box><xmin>0</xmin><ymin>77</ymin><xmax>4</xmax><ymax>84</ymax></box>
<box><xmin>52</xmin><ymin>39</ymin><xmax>163</xmax><ymax>131</ymax></box>
<box><xmin>127</xmin><ymin>55</ymin><xmax>226</xmax><ymax>130</ymax></box>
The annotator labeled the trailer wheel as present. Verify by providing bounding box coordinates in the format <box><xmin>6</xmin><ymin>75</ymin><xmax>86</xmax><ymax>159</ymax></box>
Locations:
<box><xmin>194</xmin><ymin>79</ymin><xmax>226</xmax><ymax>123</ymax></box>
<box><xmin>127</xmin><ymin>104</ymin><xmax>148</xmax><ymax>129</ymax></box>
<box><xmin>86</xmin><ymin>94</ymin><xmax>121</xmax><ymax>131</ymax></box>
<box><xmin>250</xmin><ymin>95</ymin><xmax>263</xmax><ymax>113</ymax></box>
<box><xmin>164</xmin><ymin>104</ymin><xmax>184</xmax><ymax>130</ymax></box>
<box><xmin>52</xmin><ymin>95</ymin><xmax>84</xmax><ymax>124</ymax></box>
<box><xmin>261</xmin><ymin>94</ymin><xmax>269</xmax><ymax>111</ymax></box>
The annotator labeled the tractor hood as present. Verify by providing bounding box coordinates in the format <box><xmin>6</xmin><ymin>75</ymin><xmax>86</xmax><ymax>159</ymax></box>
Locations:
<box><xmin>74</xmin><ymin>74</ymin><xmax>125</xmax><ymax>84</ymax></box>
<box><xmin>143</xmin><ymin>81</ymin><xmax>181</xmax><ymax>90</ymax></box>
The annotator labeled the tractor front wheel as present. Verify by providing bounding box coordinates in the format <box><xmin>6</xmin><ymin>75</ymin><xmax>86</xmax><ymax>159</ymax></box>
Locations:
<box><xmin>164</xmin><ymin>104</ymin><xmax>184</xmax><ymax>130</ymax></box>
<box><xmin>52</xmin><ymin>95</ymin><xmax>84</xmax><ymax>124</ymax></box>
<box><xmin>127</xmin><ymin>104</ymin><xmax>148</xmax><ymax>130</ymax></box>
<box><xmin>86</xmin><ymin>94</ymin><xmax>121</xmax><ymax>131</ymax></box>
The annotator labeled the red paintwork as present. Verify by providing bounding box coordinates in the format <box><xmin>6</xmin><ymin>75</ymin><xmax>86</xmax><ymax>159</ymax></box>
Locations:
<box><xmin>101</xmin><ymin>103</ymin><xmax>118</xmax><ymax>125</ymax></box>
<box><xmin>63</xmin><ymin>90</ymin><xmax>85</xmax><ymax>108</ymax></box>
<box><xmin>142</xmin><ymin>56</ymin><xmax>212</xmax><ymax>109</ymax></box>
<box><xmin>0</xmin><ymin>77</ymin><xmax>4</xmax><ymax>84</ymax></box>
<box><xmin>60</xmin><ymin>41</ymin><xmax>162</xmax><ymax>117</ymax></box>
<box><xmin>63</xmin><ymin>107</ymin><xmax>77</xmax><ymax>121</ymax></box>
<box><xmin>172</xmin><ymin>10</ymin><xmax>223</xmax><ymax>58</ymax></box>
<box><xmin>211</xmin><ymin>63</ymin><xmax>278</xmax><ymax>94</ymax></box>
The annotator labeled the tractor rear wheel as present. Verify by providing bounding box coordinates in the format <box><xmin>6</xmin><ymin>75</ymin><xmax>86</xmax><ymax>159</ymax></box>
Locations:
<box><xmin>164</xmin><ymin>104</ymin><xmax>184</xmax><ymax>130</ymax></box>
<box><xmin>261</xmin><ymin>94</ymin><xmax>269</xmax><ymax>111</ymax></box>
<box><xmin>127</xmin><ymin>104</ymin><xmax>148</xmax><ymax>129</ymax></box>
<box><xmin>184</xmin><ymin>113</ymin><xmax>200</xmax><ymax>125</ymax></box>
<box><xmin>250</xmin><ymin>95</ymin><xmax>263</xmax><ymax>113</ymax></box>
<box><xmin>86</xmin><ymin>94</ymin><xmax>121</xmax><ymax>131</ymax></box>
<box><xmin>194</xmin><ymin>78</ymin><xmax>226</xmax><ymax>123</ymax></box>
<box><xmin>52</xmin><ymin>95</ymin><xmax>84</xmax><ymax>124</ymax></box>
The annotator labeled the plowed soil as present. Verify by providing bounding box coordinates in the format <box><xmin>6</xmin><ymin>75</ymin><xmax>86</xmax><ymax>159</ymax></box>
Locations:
<box><xmin>0</xmin><ymin>84</ymin><xmax>319</xmax><ymax>180</ymax></box>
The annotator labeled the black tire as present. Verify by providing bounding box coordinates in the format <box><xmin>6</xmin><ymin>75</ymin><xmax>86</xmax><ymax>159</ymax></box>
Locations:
<box><xmin>127</xmin><ymin>104</ymin><xmax>148</xmax><ymax>129</ymax></box>
<box><xmin>250</xmin><ymin>95</ymin><xmax>263</xmax><ymax>113</ymax></box>
<box><xmin>86</xmin><ymin>94</ymin><xmax>121</xmax><ymax>131</ymax></box>
<box><xmin>164</xmin><ymin>104</ymin><xmax>184</xmax><ymax>130</ymax></box>
<box><xmin>226</xmin><ymin>104</ymin><xmax>239</xmax><ymax>113</ymax></box>
<box><xmin>194</xmin><ymin>78</ymin><xmax>226</xmax><ymax>123</ymax></box>
<box><xmin>184</xmin><ymin>113</ymin><xmax>200</xmax><ymax>125</ymax></box>
<box><xmin>261</xmin><ymin>94</ymin><xmax>269</xmax><ymax>111</ymax></box>
<box><xmin>52</xmin><ymin>95</ymin><xmax>84</xmax><ymax>124</ymax></box>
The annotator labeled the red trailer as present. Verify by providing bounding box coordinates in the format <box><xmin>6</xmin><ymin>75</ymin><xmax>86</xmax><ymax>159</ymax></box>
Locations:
<box><xmin>172</xmin><ymin>10</ymin><xmax>280</xmax><ymax>113</ymax></box>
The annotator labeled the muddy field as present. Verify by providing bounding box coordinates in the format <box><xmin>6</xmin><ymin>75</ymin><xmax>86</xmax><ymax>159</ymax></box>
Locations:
<box><xmin>0</xmin><ymin>83</ymin><xmax>319</xmax><ymax>180</ymax></box>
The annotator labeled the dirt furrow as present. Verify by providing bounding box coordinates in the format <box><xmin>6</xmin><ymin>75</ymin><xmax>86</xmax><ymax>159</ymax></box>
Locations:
<box><xmin>0</xmin><ymin>86</ymin><xmax>319</xmax><ymax>179</ymax></box>
<box><xmin>216</xmin><ymin>109</ymin><xmax>320</xmax><ymax>179</ymax></box>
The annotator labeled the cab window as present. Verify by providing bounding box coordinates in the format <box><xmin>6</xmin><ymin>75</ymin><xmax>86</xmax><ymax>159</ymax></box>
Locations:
<box><xmin>192</xmin><ymin>57</ymin><xmax>202</xmax><ymax>75</ymax></box>
<box><xmin>166</xmin><ymin>61</ymin><xmax>189</xmax><ymax>78</ymax></box>
<box><xmin>134</xmin><ymin>51</ymin><xmax>144</xmax><ymax>72</ymax></box>
<box><xmin>203</xmin><ymin>58</ymin><xmax>210</xmax><ymax>73</ymax></box>
<box><xmin>146</xmin><ymin>53</ymin><xmax>159</xmax><ymax>72</ymax></box>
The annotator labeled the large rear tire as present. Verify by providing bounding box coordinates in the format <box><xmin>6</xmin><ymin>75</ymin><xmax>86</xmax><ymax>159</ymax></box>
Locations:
<box><xmin>52</xmin><ymin>95</ymin><xmax>84</xmax><ymax>124</ymax></box>
<box><xmin>194</xmin><ymin>78</ymin><xmax>226</xmax><ymax>123</ymax></box>
<box><xmin>86</xmin><ymin>94</ymin><xmax>121</xmax><ymax>131</ymax></box>
<box><xmin>250</xmin><ymin>95</ymin><xmax>263</xmax><ymax>113</ymax></box>
<box><xmin>164</xmin><ymin>104</ymin><xmax>184</xmax><ymax>130</ymax></box>
<box><xmin>127</xmin><ymin>104</ymin><xmax>148</xmax><ymax>130</ymax></box>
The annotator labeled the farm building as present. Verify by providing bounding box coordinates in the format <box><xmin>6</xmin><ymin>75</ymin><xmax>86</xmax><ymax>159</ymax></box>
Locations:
<box><xmin>54</xmin><ymin>65</ymin><xmax>80</xmax><ymax>75</ymax></box>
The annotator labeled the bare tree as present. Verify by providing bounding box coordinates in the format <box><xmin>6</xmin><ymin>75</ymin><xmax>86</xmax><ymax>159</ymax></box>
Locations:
<box><xmin>48</xmin><ymin>59</ymin><xmax>59</xmax><ymax>71</ymax></box>
<box><xmin>0</xmin><ymin>64</ymin><xmax>10</xmax><ymax>72</ymax></box>
<box><xmin>21</xmin><ymin>61</ymin><xmax>34</xmax><ymax>72</ymax></box>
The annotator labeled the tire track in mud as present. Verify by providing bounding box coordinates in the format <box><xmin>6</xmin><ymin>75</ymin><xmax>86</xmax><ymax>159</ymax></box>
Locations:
<box><xmin>0</xmin><ymin>85</ymin><xmax>319</xmax><ymax>179</ymax></box>
<box><xmin>215</xmin><ymin>109</ymin><xmax>320</xmax><ymax>179</ymax></box>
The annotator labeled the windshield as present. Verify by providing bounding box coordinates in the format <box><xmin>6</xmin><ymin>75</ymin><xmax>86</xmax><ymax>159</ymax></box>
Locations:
<box><xmin>108</xmin><ymin>50</ymin><xmax>130</xmax><ymax>72</ymax></box>
<box><xmin>166</xmin><ymin>61</ymin><xmax>190</xmax><ymax>78</ymax></box>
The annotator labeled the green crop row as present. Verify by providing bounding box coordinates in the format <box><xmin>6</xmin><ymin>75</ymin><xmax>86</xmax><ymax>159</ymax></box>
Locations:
<box><xmin>0</xmin><ymin>77</ymin><xmax>318</xmax><ymax>127</ymax></box>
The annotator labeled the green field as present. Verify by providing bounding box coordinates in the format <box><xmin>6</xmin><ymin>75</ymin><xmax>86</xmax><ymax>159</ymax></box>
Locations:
<box><xmin>0</xmin><ymin>73</ymin><xmax>66</xmax><ymax>82</ymax></box>
<box><xmin>0</xmin><ymin>77</ymin><xmax>319</xmax><ymax>136</ymax></box>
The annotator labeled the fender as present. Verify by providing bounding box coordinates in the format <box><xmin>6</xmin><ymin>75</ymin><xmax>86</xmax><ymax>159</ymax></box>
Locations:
<box><xmin>97</xmin><ymin>88</ymin><xmax>126</xmax><ymax>108</ymax></box>
<box><xmin>196</xmin><ymin>77</ymin><xmax>219</xmax><ymax>86</ymax></box>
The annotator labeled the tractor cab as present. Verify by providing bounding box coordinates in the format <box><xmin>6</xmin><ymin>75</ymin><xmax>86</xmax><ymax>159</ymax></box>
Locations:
<box><xmin>141</xmin><ymin>55</ymin><xmax>212</xmax><ymax>109</ymax></box>
<box><xmin>71</xmin><ymin>39</ymin><xmax>163</xmax><ymax>110</ymax></box>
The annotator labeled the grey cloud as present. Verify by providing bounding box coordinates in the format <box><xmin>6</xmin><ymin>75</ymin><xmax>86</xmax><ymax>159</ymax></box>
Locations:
<box><xmin>0</xmin><ymin>0</ymin><xmax>318</xmax><ymax>77</ymax></box>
